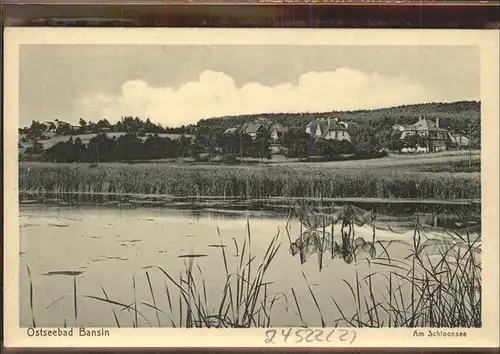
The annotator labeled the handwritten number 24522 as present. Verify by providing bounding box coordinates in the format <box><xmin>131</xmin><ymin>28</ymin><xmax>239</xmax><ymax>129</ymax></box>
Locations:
<box><xmin>264</xmin><ymin>328</ymin><xmax>356</xmax><ymax>344</ymax></box>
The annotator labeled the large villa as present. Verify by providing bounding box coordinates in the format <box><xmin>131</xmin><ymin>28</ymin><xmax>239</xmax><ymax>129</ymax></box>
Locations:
<box><xmin>393</xmin><ymin>117</ymin><xmax>449</xmax><ymax>152</ymax></box>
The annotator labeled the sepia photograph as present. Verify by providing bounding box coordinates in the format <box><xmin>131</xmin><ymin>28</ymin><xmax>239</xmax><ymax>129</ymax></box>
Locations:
<box><xmin>3</xmin><ymin>28</ymin><xmax>499</xmax><ymax>348</ymax></box>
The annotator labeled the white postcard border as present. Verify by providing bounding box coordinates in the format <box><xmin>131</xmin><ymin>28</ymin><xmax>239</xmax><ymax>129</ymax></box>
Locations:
<box><xmin>3</xmin><ymin>27</ymin><xmax>499</xmax><ymax>348</ymax></box>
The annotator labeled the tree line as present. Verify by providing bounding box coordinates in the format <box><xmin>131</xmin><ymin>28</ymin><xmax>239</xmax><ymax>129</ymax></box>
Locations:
<box><xmin>39</xmin><ymin>134</ymin><xmax>190</xmax><ymax>163</ymax></box>
<box><xmin>19</xmin><ymin>116</ymin><xmax>196</xmax><ymax>138</ymax></box>
<box><xmin>22</xmin><ymin>122</ymin><xmax>474</xmax><ymax>164</ymax></box>
<box><xmin>37</xmin><ymin>131</ymin><xmax>274</xmax><ymax>163</ymax></box>
<box><xmin>33</xmin><ymin>128</ymin><xmax>384</xmax><ymax>164</ymax></box>
<box><xmin>20</xmin><ymin>101</ymin><xmax>481</xmax><ymax>163</ymax></box>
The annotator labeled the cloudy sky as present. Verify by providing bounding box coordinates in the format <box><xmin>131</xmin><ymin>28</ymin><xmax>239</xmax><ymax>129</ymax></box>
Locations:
<box><xmin>19</xmin><ymin>45</ymin><xmax>479</xmax><ymax>127</ymax></box>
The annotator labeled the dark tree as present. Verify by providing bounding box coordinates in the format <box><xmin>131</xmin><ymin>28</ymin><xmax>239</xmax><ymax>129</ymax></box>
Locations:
<box><xmin>79</xmin><ymin>118</ymin><xmax>87</xmax><ymax>129</ymax></box>
<box><xmin>253</xmin><ymin>129</ymin><xmax>271</xmax><ymax>159</ymax></box>
<box><xmin>282</xmin><ymin>127</ymin><xmax>311</xmax><ymax>158</ymax></box>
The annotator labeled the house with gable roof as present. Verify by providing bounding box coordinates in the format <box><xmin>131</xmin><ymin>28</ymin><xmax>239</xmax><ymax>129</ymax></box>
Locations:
<box><xmin>397</xmin><ymin>116</ymin><xmax>448</xmax><ymax>152</ymax></box>
<box><xmin>305</xmin><ymin>118</ymin><xmax>352</xmax><ymax>142</ymax></box>
<box><xmin>242</xmin><ymin>123</ymin><xmax>265</xmax><ymax>140</ymax></box>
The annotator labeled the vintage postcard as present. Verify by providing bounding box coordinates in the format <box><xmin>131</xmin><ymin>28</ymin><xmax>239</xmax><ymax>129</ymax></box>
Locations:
<box><xmin>3</xmin><ymin>27</ymin><xmax>499</xmax><ymax>348</ymax></box>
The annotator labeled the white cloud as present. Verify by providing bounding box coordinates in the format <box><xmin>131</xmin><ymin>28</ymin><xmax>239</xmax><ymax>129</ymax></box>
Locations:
<box><xmin>74</xmin><ymin>68</ymin><xmax>433</xmax><ymax>127</ymax></box>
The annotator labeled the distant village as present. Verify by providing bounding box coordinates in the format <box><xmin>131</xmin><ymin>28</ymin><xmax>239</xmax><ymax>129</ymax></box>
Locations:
<box><xmin>223</xmin><ymin>117</ymin><xmax>352</xmax><ymax>143</ymax></box>
<box><xmin>221</xmin><ymin>116</ymin><xmax>470</xmax><ymax>153</ymax></box>
<box><xmin>19</xmin><ymin>113</ymin><xmax>472</xmax><ymax>161</ymax></box>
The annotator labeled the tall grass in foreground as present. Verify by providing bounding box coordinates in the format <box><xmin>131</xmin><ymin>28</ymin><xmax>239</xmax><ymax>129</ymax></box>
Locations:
<box><xmin>153</xmin><ymin>222</ymin><xmax>283</xmax><ymax>328</ymax></box>
<box><xmin>29</xmin><ymin>272</ymin><xmax>80</xmax><ymax>328</ymax></box>
<box><xmin>19</xmin><ymin>162</ymin><xmax>480</xmax><ymax>200</ymax></box>
<box><xmin>51</xmin><ymin>221</ymin><xmax>283</xmax><ymax>328</ymax></box>
<box><xmin>296</xmin><ymin>214</ymin><xmax>482</xmax><ymax>328</ymax></box>
<box><xmin>24</xmin><ymin>207</ymin><xmax>481</xmax><ymax>328</ymax></box>
<box><xmin>26</xmin><ymin>266</ymin><xmax>36</xmax><ymax>328</ymax></box>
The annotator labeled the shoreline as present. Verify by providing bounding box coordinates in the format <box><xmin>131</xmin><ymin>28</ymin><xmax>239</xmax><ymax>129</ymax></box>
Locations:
<box><xmin>19</xmin><ymin>191</ymin><xmax>481</xmax><ymax>206</ymax></box>
<box><xmin>19</xmin><ymin>192</ymin><xmax>481</xmax><ymax>230</ymax></box>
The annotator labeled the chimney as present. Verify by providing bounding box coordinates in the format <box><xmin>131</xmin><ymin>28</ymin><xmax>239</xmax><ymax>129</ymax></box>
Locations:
<box><xmin>435</xmin><ymin>118</ymin><xmax>440</xmax><ymax>128</ymax></box>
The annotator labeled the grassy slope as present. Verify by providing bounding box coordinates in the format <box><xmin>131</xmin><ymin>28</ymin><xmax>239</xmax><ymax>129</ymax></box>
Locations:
<box><xmin>20</xmin><ymin>132</ymin><xmax>192</xmax><ymax>150</ymax></box>
<box><xmin>19</xmin><ymin>150</ymin><xmax>480</xmax><ymax>171</ymax></box>
<box><xmin>280</xmin><ymin>150</ymin><xmax>481</xmax><ymax>170</ymax></box>
<box><xmin>86</xmin><ymin>149</ymin><xmax>480</xmax><ymax>170</ymax></box>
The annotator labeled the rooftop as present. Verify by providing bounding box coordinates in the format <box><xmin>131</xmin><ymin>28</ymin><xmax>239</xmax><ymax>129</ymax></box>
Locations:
<box><xmin>406</xmin><ymin>118</ymin><xmax>447</xmax><ymax>132</ymax></box>
<box><xmin>244</xmin><ymin>123</ymin><xmax>263</xmax><ymax>134</ymax></box>
<box><xmin>308</xmin><ymin>118</ymin><xmax>347</xmax><ymax>136</ymax></box>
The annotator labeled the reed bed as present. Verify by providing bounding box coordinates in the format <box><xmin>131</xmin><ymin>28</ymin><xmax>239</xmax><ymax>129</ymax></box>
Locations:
<box><xmin>315</xmin><ymin>222</ymin><xmax>482</xmax><ymax>328</ymax></box>
<box><xmin>146</xmin><ymin>223</ymin><xmax>283</xmax><ymax>328</ymax></box>
<box><xmin>19</xmin><ymin>162</ymin><xmax>480</xmax><ymax>200</ymax></box>
<box><xmin>288</xmin><ymin>205</ymin><xmax>482</xmax><ymax>328</ymax></box>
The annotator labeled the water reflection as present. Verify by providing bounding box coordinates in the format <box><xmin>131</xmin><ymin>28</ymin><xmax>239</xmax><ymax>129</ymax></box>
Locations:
<box><xmin>287</xmin><ymin>202</ymin><xmax>480</xmax><ymax>270</ymax></box>
<box><xmin>288</xmin><ymin>204</ymin><xmax>378</xmax><ymax>268</ymax></box>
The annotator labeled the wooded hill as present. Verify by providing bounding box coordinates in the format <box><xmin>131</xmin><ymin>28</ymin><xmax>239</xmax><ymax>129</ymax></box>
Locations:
<box><xmin>198</xmin><ymin>101</ymin><xmax>480</xmax><ymax>130</ymax></box>
<box><xmin>197</xmin><ymin>101</ymin><xmax>481</xmax><ymax>150</ymax></box>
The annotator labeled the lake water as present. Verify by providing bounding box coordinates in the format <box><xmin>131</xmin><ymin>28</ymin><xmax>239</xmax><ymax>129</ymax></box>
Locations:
<box><xmin>19</xmin><ymin>205</ymin><xmax>477</xmax><ymax>328</ymax></box>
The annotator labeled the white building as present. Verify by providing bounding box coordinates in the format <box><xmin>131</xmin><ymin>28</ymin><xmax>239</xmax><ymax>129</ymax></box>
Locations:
<box><xmin>305</xmin><ymin>118</ymin><xmax>352</xmax><ymax>141</ymax></box>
